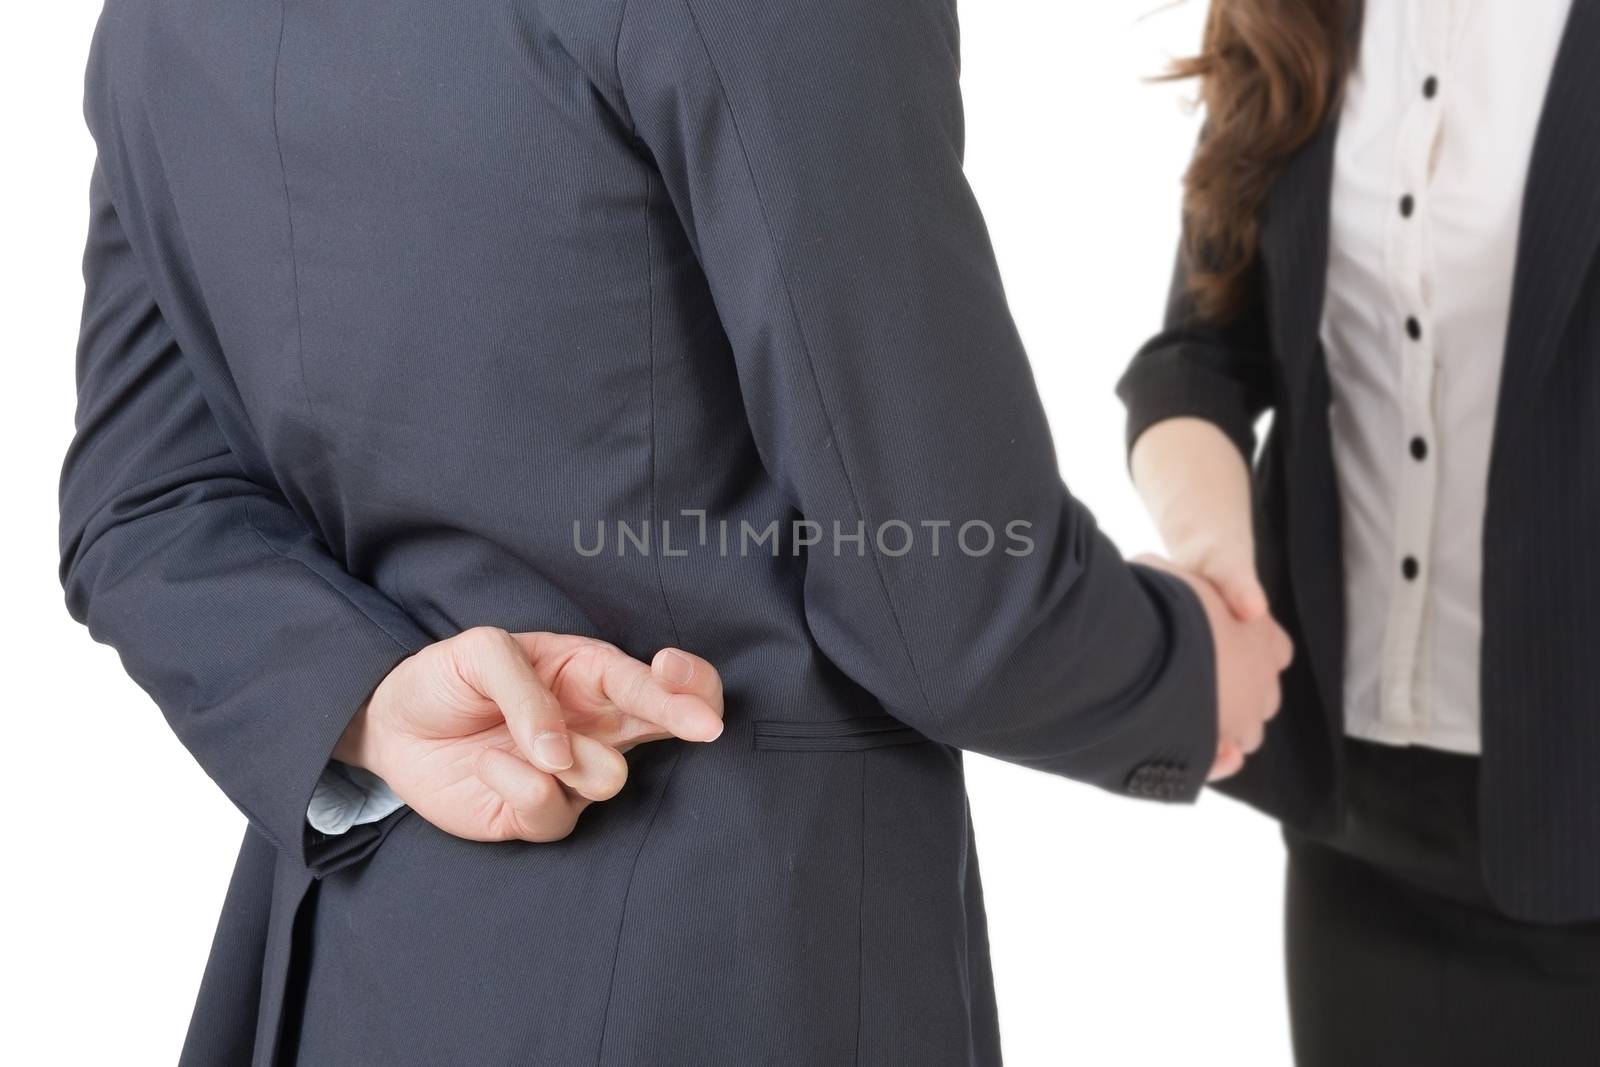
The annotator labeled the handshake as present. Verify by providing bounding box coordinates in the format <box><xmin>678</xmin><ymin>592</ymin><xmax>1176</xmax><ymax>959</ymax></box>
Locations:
<box><xmin>1131</xmin><ymin>416</ymin><xmax>1297</xmax><ymax>783</ymax></box>
<box><xmin>1138</xmin><ymin>554</ymin><xmax>1293</xmax><ymax>783</ymax></box>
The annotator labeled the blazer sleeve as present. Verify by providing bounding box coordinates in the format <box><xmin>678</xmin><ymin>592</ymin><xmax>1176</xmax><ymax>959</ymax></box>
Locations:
<box><xmin>1116</xmin><ymin>232</ymin><xmax>1277</xmax><ymax>464</ymax></box>
<box><xmin>613</xmin><ymin>0</ymin><xmax>1218</xmax><ymax>801</ymax></box>
<box><xmin>59</xmin><ymin>160</ymin><xmax>434</xmax><ymax>873</ymax></box>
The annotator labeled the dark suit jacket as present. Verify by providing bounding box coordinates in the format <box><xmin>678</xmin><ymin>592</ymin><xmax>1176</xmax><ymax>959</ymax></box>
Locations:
<box><xmin>60</xmin><ymin>1</ymin><xmax>1220</xmax><ymax>1063</ymax></box>
<box><xmin>1120</xmin><ymin>0</ymin><xmax>1600</xmax><ymax>925</ymax></box>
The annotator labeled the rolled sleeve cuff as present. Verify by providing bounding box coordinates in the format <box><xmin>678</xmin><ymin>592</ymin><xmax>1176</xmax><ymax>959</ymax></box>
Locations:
<box><xmin>1119</xmin><ymin>355</ymin><xmax>1263</xmax><ymax>466</ymax></box>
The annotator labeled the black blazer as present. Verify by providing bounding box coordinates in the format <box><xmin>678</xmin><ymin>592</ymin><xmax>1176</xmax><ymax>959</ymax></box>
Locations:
<box><xmin>1120</xmin><ymin>0</ymin><xmax>1600</xmax><ymax>924</ymax></box>
<box><xmin>60</xmin><ymin>0</ymin><xmax>1219</xmax><ymax>1063</ymax></box>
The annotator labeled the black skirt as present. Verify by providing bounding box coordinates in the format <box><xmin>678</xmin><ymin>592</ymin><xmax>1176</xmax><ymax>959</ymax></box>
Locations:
<box><xmin>1284</xmin><ymin>739</ymin><xmax>1600</xmax><ymax>1067</ymax></box>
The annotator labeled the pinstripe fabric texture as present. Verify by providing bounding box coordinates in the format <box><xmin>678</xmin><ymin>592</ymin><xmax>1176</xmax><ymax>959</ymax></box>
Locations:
<box><xmin>1121</xmin><ymin>0</ymin><xmax>1600</xmax><ymax>924</ymax></box>
<box><xmin>61</xmin><ymin>1</ymin><xmax>1224</xmax><ymax>1063</ymax></box>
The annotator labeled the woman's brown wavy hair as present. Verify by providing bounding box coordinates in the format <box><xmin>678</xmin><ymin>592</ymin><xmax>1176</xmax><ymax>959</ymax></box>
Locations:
<box><xmin>1168</xmin><ymin>0</ymin><xmax>1353</xmax><ymax>323</ymax></box>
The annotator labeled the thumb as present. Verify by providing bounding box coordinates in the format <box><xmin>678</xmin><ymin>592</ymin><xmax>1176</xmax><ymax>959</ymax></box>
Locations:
<box><xmin>1210</xmin><ymin>557</ymin><xmax>1269</xmax><ymax>623</ymax></box>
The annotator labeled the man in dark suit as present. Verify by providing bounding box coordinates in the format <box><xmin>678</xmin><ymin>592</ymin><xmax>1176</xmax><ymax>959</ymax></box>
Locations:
<box><xmin>60</xmin><ymin>1</ymin><xmax>1289</xmax><ymax>1063</ymax></box>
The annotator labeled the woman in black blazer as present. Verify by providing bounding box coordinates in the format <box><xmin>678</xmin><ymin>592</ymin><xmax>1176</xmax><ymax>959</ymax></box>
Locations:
<box><xmin>1121</xmin><ymin>1</ymin><xmax>1600</xmax><ymax>1064</ymax></box>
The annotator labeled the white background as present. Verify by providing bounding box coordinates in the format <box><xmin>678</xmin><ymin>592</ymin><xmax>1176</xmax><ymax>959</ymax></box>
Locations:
<box><xmin>2</xmin><ymin>2</ymin><xmax>1294</xmax><ymax>1064</ymax></box>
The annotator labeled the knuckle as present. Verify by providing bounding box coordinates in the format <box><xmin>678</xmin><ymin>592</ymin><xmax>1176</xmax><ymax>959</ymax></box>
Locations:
<box><xmin>461</xmin><ymin>625</ymin><xmax>511</xmax><ymax>660</ymax></box>
<box><xmin>510</xmin><ymin>771</ymin><xmax>559</xmax><ymax>813</ymax></box>
<box><xmin>523</xmin><ymin>692</ymin><xmax>560</xmax><ymax>729</ymax></box>
<box><xmin>573</xmin><ymin>643</ymin><xmax>610</xmax><ymax>682</ymax></box>
<box><xmin>621</xmin><ymin>667</ymin><xmax>652</xmax><ymax>715</ymax></box>
<box><xmin>525</xmin><ymin>806</ymin><xmax>581</xmax><ymax>843</ymax></box>
<box><xmin>508</xmin><ymin>699</ymin><xmax>538</xmax><ymax>728</ymax></box>
<box><xmin>461</xmin><ymin>624</ymin><xmax>501</xmax><ymax>645</ymax></box>
<box><xmin>656</xmin><ymin>690</ymin><xmax>680</xmax><ymax>728</ymax></box>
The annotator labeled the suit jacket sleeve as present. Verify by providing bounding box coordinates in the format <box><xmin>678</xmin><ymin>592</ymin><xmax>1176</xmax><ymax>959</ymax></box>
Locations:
<box><xmin>59</xmin><ymin>158</ymin><xmax>433</xmax><ymax>873</ymax></box>
<box><xmin>1117</xmin><ymin>230</ymin><xmax>1277</xmax><ymax>464</ymax></box>
<box><xmin>613</xmin><ymin>0</ymin><xmax>1218</xmax><ymax>800</ymax></box>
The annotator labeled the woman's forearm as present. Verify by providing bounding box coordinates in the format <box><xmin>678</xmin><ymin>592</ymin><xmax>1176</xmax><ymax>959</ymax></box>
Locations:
<box><xmin>1131</xmin><ymin>417</ymin><xmax>1266</xmax><ymax>620</ymax></box>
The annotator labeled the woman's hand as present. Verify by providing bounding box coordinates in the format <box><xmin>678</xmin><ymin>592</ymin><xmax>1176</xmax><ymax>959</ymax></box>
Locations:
<box><xmin>335</xmin><ymin>628</ymin><xmax>725</xmax><ymax>843</ymax></box>
<box><xmin>1132</xmin><ymin>417</ymin><xmax>1277</xmax><ymax>779</ymax></box>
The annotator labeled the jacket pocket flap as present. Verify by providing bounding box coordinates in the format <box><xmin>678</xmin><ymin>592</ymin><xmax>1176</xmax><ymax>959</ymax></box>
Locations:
<box><xmin>752</xmin><ymin>715</ymin><xmax>927</xmax><ymax>752</ymax></box>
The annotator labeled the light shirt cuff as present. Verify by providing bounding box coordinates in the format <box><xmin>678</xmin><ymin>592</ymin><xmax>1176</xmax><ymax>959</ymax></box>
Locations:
<box><xmin>307</xmin><ymin>762</ymin><xmax>406</xmax><ymax>835</ymax></box>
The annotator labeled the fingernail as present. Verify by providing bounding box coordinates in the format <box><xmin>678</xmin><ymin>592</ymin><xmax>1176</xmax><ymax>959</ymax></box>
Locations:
<box><xmin>534</xmin><ymin>732</ymin><xmax>573</xmax><ymax>771</ymax></box>
<box><xmin>656</xmin><ymin>649</ymin><xmax>695</xmax><ymax>685</ymax></box>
